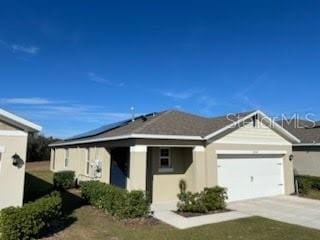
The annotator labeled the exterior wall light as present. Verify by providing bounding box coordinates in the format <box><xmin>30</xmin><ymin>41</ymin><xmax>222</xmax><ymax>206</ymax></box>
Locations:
<box><xmin>12</xmin><ymin>153</ymin><xmax>23</xmax><ymax>167</ymax></box>
<box><xmin>289</xmin><ymin>154</ymin><xmax>294</xmax><ymax>161</ymax></box>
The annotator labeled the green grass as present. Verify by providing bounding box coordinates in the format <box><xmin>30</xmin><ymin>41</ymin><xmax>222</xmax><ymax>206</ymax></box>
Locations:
<box><xmin>25</xmin><ymin>164</ymin><xmax>320</xmax><ymax>240</ymax></box>
<box><xmin>24</xmin><ymin>170</ymin><xmax>54</xmax><ymax>202</ymax></box>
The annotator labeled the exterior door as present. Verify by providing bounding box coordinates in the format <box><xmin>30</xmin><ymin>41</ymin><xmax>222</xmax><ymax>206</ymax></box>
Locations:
<box><xmin>110</xmin><ymin>148</ymin><xmax>129</xmax><ymax>189</ymax></box>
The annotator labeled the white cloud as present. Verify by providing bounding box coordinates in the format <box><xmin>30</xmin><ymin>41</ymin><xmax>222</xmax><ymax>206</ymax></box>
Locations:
<box><xmin>88</xmin><ymin>72</ymin><xmax>125</xmax><ymax>87</ymax></box>
<box><xmin>88</xmin><ymin>72</ymin><xmax>110</xmax><ymax>84</ymax></box>
<box><xmin>11</xmin><ymin>44</ymin><xmax>39</xmax><ymax>54</ymax></box>
<box><xmin>0</xmin><ymin>40</ymin><xmax>39</xmax><ymax>55</ymax></box>
<box><xmin>0</xmin><ymin>97</ymin><xmax>51</xmax><ymax>105</ymax></box>
<box><xmin>6</xmin><ymin>102</ymin><xmax>136</xmax><ymax>138</ymax></box>
<box><xmin>232</xmin><ymin>71</ymin><xmax>269</xmax><ymax>110</ymax></box>
<box><xmin>198</xmin><ymin>95</ymin><xmax>217</xmax><ymax>115</ymax></box>
<box><xmin>160</xmin><ymin>89</ymin><xmax>204</xmax><ymax>100</ymax></box>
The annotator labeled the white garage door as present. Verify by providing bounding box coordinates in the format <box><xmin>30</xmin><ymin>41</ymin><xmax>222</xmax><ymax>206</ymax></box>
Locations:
<box><xmin>217</xmin><ymin>155</ymin><xmax>284</xmax><ymax>202</ymax></box>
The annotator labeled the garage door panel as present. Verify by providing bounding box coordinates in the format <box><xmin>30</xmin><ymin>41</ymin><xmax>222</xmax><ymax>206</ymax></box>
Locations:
<box><xmin>217</xmin><ymin>156</ymin><xmax>284</xmax><ymax>202</ymax></box>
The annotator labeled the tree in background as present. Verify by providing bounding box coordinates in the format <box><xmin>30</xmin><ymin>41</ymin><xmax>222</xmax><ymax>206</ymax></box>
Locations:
<box><xmin>27</xmin><ymin>134</ymin><xmax>60</xmax><ymax>162</ymax></box>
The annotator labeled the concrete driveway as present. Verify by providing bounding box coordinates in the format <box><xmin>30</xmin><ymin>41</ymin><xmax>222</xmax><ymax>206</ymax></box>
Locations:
<box><xmin>228</xmin><ymin>195</ymin><xmax>320</xmax><ymax>230</ymax></box>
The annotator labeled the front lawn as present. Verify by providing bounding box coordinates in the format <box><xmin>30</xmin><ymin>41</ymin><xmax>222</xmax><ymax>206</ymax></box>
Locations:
<box><xmin>25</xmin><ymin>162</ymin><xmax>320</xmax><ymax>240</ymax></box>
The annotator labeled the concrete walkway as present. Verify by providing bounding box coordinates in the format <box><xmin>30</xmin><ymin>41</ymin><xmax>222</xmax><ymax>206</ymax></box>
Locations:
<box><xmin>152</xmin><ymin>203</ymin><xmax>251</xmax><ymax>229</ymax></box>
<box><xmin>228</xmin><ymin>195</ymin><xmax>320</xmax><ymax>230</ymax></box>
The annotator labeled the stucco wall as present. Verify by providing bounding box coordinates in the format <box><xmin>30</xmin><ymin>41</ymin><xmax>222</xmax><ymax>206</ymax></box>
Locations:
<box><xmin>0</xmin><ymin>134</ymin><xmax>28</xmax><ymax>209</ymax></box>
<box><xmin>149</xmin><ymin>147</ymin><xmax>193</xmax><ymax>203</ymax></box>
<box><xmin>293</xmin><ymin>150</ymin><xmax>320</xmax><ymax>177</ymax></box>
<box><xmin>51</xmin><ymin>146</ymin><xmax>111</xmax><ymax>183</ymax></box>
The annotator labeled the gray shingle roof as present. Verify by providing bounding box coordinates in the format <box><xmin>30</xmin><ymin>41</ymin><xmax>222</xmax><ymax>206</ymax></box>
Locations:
<box><xmin>279</xmin><ymin>119</ymin><xmax>320</xmax><ymax>144</ymax></box>
<box><xmin>52</xmin><ymin>110</ymin><xmax>255</xmax><ymax>145</ymax></box>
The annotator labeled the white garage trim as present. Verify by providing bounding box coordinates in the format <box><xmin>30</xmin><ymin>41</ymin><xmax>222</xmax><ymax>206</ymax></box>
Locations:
<box><xmin>216</xmin><ymin>150</ymin><xmax>287</xmax><ymax>155</ymax></box>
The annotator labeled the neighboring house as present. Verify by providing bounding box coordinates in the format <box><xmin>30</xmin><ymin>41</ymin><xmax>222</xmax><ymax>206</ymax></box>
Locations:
<box><xmin>281</xmin><ymin>119</ymin><xmax>320</xmax><ymax>177</ymax></box>
<box><xmin>0</xmin><ymin>108</ymin><xmax>42</xmax><ymax>209</ymax></box>
<box><xmin>50</xmin><ymin>110</ymin><xmax>300</xmax><ymax>204</ymax></box>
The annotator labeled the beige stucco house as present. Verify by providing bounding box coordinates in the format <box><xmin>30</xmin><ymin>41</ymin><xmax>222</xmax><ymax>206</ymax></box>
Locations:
<box><xmin>281</xmin><ymin>119</ymin><xmax>320</xmax><ymax>177</ymax></box>
<box><xmin>0</xmin><ymin>108</ymin><xmax>42</xmax><ymax>209</ymax></box>
<box><xmin>50</xmin><ymin>110</ymin><xmax>300</xmax><ymax>204</ymax></box>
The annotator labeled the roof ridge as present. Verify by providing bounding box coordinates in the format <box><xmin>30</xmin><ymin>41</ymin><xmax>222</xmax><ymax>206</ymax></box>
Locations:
<box><xmin>133</xmin><ymin>110</ymin><xmax>173</xmax><ymax>134</ymax></box>
<box><xmin>209</xmin><ymin>110</ymin><xmax>257</xmax><ymax>120</ymax></box>
<box><xmin>168</xmin><ymin>109</ymin><xmax>213</xmax><ymax>120</ymax></box>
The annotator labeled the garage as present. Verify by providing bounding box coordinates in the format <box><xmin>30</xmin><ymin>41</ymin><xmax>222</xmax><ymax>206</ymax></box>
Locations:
<box><xmin>217</xmin><ymin>154</ymin><xmax>285</xmax><ymax>202</ymax></box>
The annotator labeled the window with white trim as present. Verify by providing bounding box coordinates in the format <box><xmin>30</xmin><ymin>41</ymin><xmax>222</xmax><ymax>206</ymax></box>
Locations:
<box><xmin>65</xmin><ymin>149</ymin><xmax>69</xmax><ymax>168</ymax></box>
<box><xmin>85</xmin><ymin>148</ymin><xmax>90</xmax><ymax>175</ymax></box>
<box><xmin>159</xmin><ymin>148</ymin><xmax>171</xmax><ymax>169</ymax></box>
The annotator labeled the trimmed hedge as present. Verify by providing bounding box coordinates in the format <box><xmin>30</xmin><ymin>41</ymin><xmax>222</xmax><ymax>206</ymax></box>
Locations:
<box><xmin>53</xmin><ymin>171</ymin><xmax>75</xmax><ymax>189</ymax></box>
<box><xmin>81</xmin><ymin>181</ymin><xmax>150</xmax><ymax>218</ymax></box>
<box><xmin>177</xmin><ymin>183</ymin><xmax>227</xmax><ymax>213</ymax></box>
<box><xmin>0</xmin><ymin>192</ymin><xmax>62</xmax><ymax>240</ymax></box>
<box><xmin>296</xmin><ymin>175</ymin><xmax>320</xmax><ymax>194</ymax></box>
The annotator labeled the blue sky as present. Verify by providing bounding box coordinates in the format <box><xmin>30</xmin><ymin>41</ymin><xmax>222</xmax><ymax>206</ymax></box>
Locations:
<box><xmin>0</xmin><ymin>0</ymin><xmax>319</xmax><ymax>138</ymax></box>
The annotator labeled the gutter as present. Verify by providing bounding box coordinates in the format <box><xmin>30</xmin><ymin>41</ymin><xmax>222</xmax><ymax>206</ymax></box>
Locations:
<box><xmin>293</xmin><ymin>143</ymin><xmax>320</xmax><ymax>147</ymax></box>
<box><xmin>49</xmin><ymin>133</ymin><xmax>204</xmax><ymax>147</ymax></box>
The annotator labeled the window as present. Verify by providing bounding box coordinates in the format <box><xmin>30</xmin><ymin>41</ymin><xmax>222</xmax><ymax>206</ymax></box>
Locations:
<box><xmin>52</xmin><ymin>149</ymin><xmax>55</xmax><ymax>170</ymax></box>
<box><xmin>65</xmin><ymin>149</ymin><xmax>69</xmax><ymax>168</ymax></box>
<box><xmin>159</xmin><ymin>148</ymin><xmax>172</xmax><ymax>171</ymax></box>
<box><xmin>0</xmin><ymin>151</ymin><xmax>2</xmax><ymax>173</ymax></box>
<box><xmin>85</xmin><ymin>148</ymin><xmax>90</xmax><ymax>175</ymax></box>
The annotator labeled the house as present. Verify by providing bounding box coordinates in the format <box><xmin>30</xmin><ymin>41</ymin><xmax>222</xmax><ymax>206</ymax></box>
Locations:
<box><xmin>281</xmin><ymin>119</ymin><xmax>320</xmax><ymax>177</ymax></box>
<box><xmin>49</xmin><ymin>110</ymin><xmax>300</xmax><ymax>204</ymax></box>
<box><xmin>0</xmin><ymin>108</ymin><xmax>42</xmax><ymax>209</ymax></box>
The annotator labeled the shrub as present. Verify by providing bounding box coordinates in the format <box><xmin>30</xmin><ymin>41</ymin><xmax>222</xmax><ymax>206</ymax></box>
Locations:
<box><xmin>296</xmin><ymin>175</ymin><xmax>320</xmax><ymax>194</ymax></box>
<box><xmin>0</xmin><ymin>192</ymin><xmax>62</xmax><ymax>240</ymax></box>
<box><xmin>177</xmin><ymin>184</ymin><xmax>227</xmax><ymax>213</ymax></box>
<box><xmin>177</xmin><ymin>191</ymin><xmax>207</xmax><ymax>213</ymax></box>
<box><xmin>202</xmin><ymin>187</ymin><xmax>228</xmax><ymax>211</ymax></box>
<box><xmin>120</xmin><ymin>191</ymin><xmax>150</xmax><ymax>218</ymax></box>
<box><xmin>53</xmin><ymin>171</ymin><xmax>75</xmax><ymax>189</ymax></box>
<box><xmin>81</xmin><ymin>181</ymin><xmax>150</xmax><ymax>218</ymax></box>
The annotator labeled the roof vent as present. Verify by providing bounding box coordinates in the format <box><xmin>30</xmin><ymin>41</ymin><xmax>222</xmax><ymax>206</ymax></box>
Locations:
<box><xmin>130</xmin><ymin>107</ymin><xmax>135</xmax><ymax>122</ymax></box>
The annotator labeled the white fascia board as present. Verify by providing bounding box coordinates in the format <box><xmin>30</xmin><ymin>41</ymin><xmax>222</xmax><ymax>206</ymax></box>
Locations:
<box><xmin>293</xmin><ymin>143</ymin><xmax>320</xmax><ymax>146</ymax></box>
<box><xmin>130</xmin><ymin>134</ymin><xmax>202</xmax><ymax>140</ymax></box>
<box><xmin>256</xmin><ymin>110</ymin><xmax>301</xmax><ymax>144</ymax></box>
<box><xmin>204</xmin><ymin>110</ymin><xmax>301</xmax><ymax>144</ymax></box>
<box><xmin>0</xmin><ymin>130</ymin><xmax>28</xmax><ymax>137</ymax></box>
<box><xmin>49</xmin><ymin>134</ymin><xmax>203</xmax><ymax>147</ymax></box>
<box><xmin>0</xmin><ymin>108</ymin><xmax>42</xmax><ymax>132</ymax></box>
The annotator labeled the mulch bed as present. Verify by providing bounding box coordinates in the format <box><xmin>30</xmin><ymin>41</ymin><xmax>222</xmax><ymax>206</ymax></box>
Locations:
<box><xmin>174</xmin><ymin>209</ymin><xmax>232</xmax><ymax>218</ymax></box>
